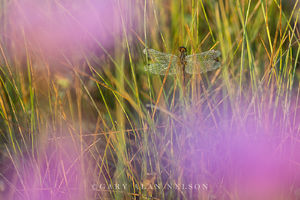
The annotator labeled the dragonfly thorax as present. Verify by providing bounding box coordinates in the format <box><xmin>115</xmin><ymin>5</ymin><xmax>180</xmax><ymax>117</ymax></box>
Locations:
<box><xmin>178</xmin><ymin>46</ymin><xmax>187</xmax><ymax>65</ymax></box>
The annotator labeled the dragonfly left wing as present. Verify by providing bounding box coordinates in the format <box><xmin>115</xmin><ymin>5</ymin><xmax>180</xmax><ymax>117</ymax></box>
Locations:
<box><xmin>185</xmin><ymin>50</ymin><xmax>221</xmax><ymax>74</ymax></box>
<box><xmin>144</xmin><ymin>63</ymin><xmax>179</xmax><ymax>75</ymax></box>
<box><xmin>143</xmin><ymin>48</ymin><xmax>179</xmax><ymax>75</ymax></box>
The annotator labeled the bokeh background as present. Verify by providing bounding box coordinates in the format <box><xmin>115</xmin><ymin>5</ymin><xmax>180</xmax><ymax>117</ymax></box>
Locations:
<box><xmin>0</xmin><ymin>0</ymin><xmax>299</xmax><ymax>199</ymax></box>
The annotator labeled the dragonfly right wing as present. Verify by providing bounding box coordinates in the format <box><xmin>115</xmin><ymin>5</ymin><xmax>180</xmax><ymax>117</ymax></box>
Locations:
<box><xmin>143</xmin><ymin>48</ymin><xmax>179</xmax><ymax>75</ymax></box>
<box><xmin>185</xmin><ymin>50</ymin><xmax>221</xmax><ymax>74</ymax></box>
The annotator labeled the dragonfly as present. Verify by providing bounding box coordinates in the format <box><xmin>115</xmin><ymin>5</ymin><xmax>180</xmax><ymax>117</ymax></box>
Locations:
<box><xmin>143</xmin><ymin>46</ymin><xmax>221</xmax><ymax>75</ymax></box>
<box><xmin>144</xmin><ymin>46</ymin><xmax>221</xmax><ymax>96</ymax></box>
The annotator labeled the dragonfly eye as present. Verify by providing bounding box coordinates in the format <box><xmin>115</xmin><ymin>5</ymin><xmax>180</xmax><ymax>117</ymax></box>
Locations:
<box><xmin>179</xmin><ymin>46</ymin><xmax>187</xmax><ymax>53</ymax></box>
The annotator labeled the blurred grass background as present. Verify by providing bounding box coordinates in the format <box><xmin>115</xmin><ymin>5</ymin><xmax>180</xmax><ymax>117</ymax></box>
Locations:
<box><xmin>0</xmin><ymin>0</ymin><xmax>299</xmax><ymax>199</ymax></box>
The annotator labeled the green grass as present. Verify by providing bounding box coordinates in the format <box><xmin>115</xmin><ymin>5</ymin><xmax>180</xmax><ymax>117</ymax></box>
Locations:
<box><xmin>0</xmin><ymin>0</ymin><xmax>299</xmax><ymax>199</ymax></box>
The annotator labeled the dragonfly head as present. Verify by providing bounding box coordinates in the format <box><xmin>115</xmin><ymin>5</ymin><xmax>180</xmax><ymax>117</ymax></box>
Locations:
<box><xmin>179</xmin><ymin>46</ymin><xmax>187</xmax><ymax>53</ymax></box>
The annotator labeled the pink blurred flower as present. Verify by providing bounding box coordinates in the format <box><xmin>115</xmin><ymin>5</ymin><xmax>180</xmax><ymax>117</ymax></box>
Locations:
<box><xmin>5</xmin><ymin>0</ymin><xmax>132</xmax><ymax>62</ymax></box>
<box><xmin>178</xmin><ymin>100</ymin><xmax>300</xmax><ymax>199</ymax></box>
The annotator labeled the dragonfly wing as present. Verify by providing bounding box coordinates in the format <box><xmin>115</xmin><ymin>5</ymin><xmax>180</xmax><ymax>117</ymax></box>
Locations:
<box><xmin>185</xmin><ymin>50</ymin><xmax>221</xmax><ymax>74</ymax></box>
<box><xmin>144</xmin><ymin>63</ymin><xmax>178</xmax><ymax>75</ymax></box>
<box><xmin>143</xmin><ymin>48</ymin><xmax>179</xmax><ymax>75</ymax></box>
